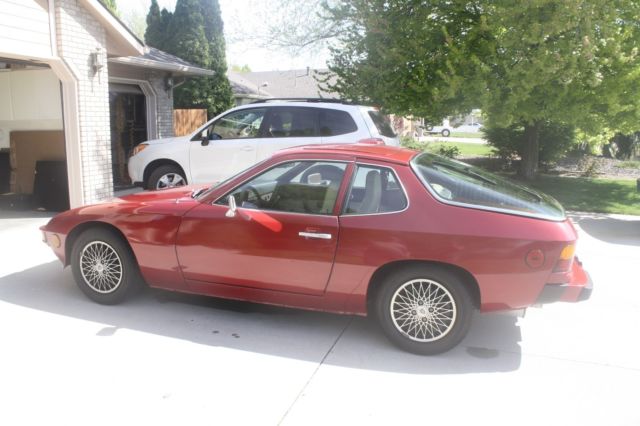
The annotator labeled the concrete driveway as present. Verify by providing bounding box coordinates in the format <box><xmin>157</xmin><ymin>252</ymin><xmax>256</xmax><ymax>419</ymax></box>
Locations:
<box><xmin>0</xmin><ymin>211</ymin><xmax>638</xmax><ymax>426</ymax></box>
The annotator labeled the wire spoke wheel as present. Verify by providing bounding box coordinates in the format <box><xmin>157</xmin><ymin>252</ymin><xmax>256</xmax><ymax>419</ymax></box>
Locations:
<box><xmin>79</xmin><ymin>241</ymin><xmax>123</xmax><ymax>294</ymax></box>
<box><xmin>390</xmin><ymin>278</ymin><xmax>457</xmax><ymax>342</ymax></box>
<box><xmin>157</xmin><ymin>173</ymin><xmax>185</xmax><ymax>189</ymax></box>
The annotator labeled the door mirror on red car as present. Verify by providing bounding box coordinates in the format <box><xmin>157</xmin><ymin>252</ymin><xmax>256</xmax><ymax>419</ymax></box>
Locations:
<box><xmin>225</xmin><ymin>195</ymin><xmax>237</xmax><ymax>218</ymax></box>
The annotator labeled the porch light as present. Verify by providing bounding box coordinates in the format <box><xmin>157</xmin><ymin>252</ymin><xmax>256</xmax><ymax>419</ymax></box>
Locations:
<box><xmin>91</xmin><ymin>48</ymin><xmax>104</xmax><ymax>72</ymax></box>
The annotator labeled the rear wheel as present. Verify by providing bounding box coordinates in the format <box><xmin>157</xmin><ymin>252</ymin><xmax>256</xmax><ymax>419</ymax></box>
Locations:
<box><xmin>375</xmin><ymin>266</ymin><xmax>473</xmax><ymax>355</ymax></box>
<box><xmin>147</xmin><ymin>165</ymin><xmax>186</xmax><ymax>190</ymax></box>
<box><xmin>441</xmin><ymin>129</ymin><xmax>451</xmax><ymax>137</ymax></box>
<box><xmin>70</xmin><ymin>228</ymin><xmax>141</xmax><ymax>305</ymax></box>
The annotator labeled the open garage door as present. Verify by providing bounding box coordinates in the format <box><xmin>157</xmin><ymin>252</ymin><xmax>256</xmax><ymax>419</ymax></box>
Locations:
<box><xmin>0</xmin><ymin>58</ymin><xmax>69</xmax><ymax>214</ymax></box>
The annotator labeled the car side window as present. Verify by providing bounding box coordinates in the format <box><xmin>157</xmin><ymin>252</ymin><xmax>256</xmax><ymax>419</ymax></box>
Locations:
<box><xmin>264</xmin><ymin>107</ymin><xmax>318</xmax><ymax>138</ymax></box>
<box><xmin>217</xmin><ymin>161</ymin><xmax>348</xmax><ymax>215</ymax></box>
<box><xmin>319</xmin><ymin>109</ymin><xmax>357</xmax><ymax>136</ymax></box>
<box><xmin>343</xmin><ymin>165</ymin><xmax>407</xmax><ymax>215</ymax></box>
<box><xmin>206</xmin><ymin>108</ymin><xmax>266</xmax><ymax>140</ymax></box>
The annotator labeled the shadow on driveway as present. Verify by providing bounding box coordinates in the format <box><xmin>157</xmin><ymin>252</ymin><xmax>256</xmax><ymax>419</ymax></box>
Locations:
<box><xmin>0</xmin><ymin>261</ymin><xmax>522</xmax><ymax>374</ymax></box>
<box><xmin>570</xmin><ymin>212</ymin><xmax>640</xmax><ymax>246</ymax></box>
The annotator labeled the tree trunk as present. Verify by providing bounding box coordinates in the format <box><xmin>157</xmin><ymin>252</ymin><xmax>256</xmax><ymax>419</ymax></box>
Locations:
<box><xmin>519</xmin><ymin>121</ymin><xmax>541</xmax><ymax>180</ymax></box>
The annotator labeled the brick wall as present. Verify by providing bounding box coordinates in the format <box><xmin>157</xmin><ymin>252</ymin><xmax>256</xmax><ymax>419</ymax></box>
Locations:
<box><xmin>55</xmin><ymin>0</ymin><xmax>112</xmax><ymax>204</ymax></box>
<box><xmin>148</xmin><ymin>72</ymin><xmax>175</xmax><ymax>139</ymax></box>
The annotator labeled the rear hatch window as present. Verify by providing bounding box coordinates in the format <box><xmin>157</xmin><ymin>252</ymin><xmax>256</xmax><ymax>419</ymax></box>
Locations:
<box><xmin>367</xmin><ymin>110</ymin><xmax>397</xmax><ymax>138</ymax></box>
<box><xmin>411</xmin><ymin>153</ymin><xmax>565</xmax><ymax>221</ymax></box>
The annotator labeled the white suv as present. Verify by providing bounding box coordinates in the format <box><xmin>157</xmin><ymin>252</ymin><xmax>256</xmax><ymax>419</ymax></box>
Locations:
<box><xmin>128</xmin><ymin>99</ymin><xmax>400</xmax><ymax>189</ymax></box>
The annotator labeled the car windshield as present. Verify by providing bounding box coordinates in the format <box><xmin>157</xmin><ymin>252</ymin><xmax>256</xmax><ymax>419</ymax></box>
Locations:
<box><xmin>194</xmin><ymin>158</ymin><xmax>271</xmax><ymax>201</ymax></box>
<box><xmin>411</xmin><ymin>153</ymin><xmax>565</xmax><ymax>221</ymax></box>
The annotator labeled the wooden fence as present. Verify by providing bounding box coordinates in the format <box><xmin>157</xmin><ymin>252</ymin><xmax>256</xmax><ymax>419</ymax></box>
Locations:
<box><xmin>173</xmin><ymin>109</ymin><xmax>208</xmax><ymax>136</ymax></box>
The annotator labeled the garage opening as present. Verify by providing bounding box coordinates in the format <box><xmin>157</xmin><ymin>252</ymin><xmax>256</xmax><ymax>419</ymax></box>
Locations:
<box><xmin>109</xmin><ymin>83</ymin><xmax>147</xmax><ymax>190</ymax></box>
<box><xmin>0</xmin><ymin>58</ymin><xmax>69</xmax><ymax>214</ymax></box>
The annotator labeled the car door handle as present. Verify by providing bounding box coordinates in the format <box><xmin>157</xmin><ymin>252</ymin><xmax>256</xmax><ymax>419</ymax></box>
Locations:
<box><xmin>241</xmin><ymin>145</ymin><xmax>254</xmax><ymax>151</ymax></box>
<box><xmin>298</xmin><ymin>232</ymin><xmax>332</xmax><ymax>240</ymax></box>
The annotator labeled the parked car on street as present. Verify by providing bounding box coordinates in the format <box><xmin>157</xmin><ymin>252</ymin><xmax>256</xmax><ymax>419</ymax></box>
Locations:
<box><xmin>128</xmin><ymin>99</ymin><xmax>399</xmax><ymax>190</ymax></box>
<box><xmin>42</xmin><ymin>143</ymin><xmax>592</xmax><ymax>354</ymax></box>
<box><xmin>422</xmin><ymin>122</ymin><xmax>483</xmax><ymax>137</ymax></box>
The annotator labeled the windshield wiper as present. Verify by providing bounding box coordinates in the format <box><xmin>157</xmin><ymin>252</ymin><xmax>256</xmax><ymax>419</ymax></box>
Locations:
<box><xmin>191</xmin><ymin>188</ymin><xmax>206</xmax><ymax>198</ymax></box>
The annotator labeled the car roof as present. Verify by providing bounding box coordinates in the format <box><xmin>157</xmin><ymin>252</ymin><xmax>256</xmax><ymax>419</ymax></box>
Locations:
<box><xmin>275</xmin><ymin>143</ymin><xmax>418</xmax><ymax>164</ymax></box>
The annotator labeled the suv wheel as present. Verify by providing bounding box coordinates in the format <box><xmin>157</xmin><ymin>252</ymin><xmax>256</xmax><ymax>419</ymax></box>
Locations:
<box><xmin>147</xmin><ymin>165</ymin><xmax>187</xmax><ymax>190</ymax></box>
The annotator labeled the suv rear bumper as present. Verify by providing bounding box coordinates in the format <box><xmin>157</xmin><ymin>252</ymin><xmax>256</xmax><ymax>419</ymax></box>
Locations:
<box><xmin>536</xmin><ymin>258</ymin><xmax>593</xmax><ymax>304</ymax></box>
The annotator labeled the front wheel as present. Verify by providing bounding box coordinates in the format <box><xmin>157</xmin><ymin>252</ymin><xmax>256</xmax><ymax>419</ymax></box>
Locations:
<box><xmin>147</xmin><ymin>165</ymin><xmax>187</xmax><ymax>190</ymax></box>
<box><xmin>70</xmin><ymin>228</ymin><xmax>141</xmax><ymax>305</ymax></box>
<box><xmin>441</xmin><ymin>129</ymin><xmax>451</xmax><ymax>137</ymax></box>
<box><xmin>375</xmin><ymin>266</ymin><xmax>474</xmax><ymax>355</ymax></box>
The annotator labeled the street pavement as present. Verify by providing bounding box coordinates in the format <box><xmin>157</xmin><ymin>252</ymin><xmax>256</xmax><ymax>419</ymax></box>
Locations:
<box><xmin>0</xmin><ymin>210</ymin><xmax>638</xmax><ymax>426</ymax></box>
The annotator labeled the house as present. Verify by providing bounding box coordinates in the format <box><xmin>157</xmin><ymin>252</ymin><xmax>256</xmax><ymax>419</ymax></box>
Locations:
<box><xmin>0</xmin><ymin>0</ymin><xmax>212</xmax><ymax>211</ymax></box>
<box><xmin>229</xmin><ymin>68</ymin><xmax>338</xmax><ymax>103</ymax></box>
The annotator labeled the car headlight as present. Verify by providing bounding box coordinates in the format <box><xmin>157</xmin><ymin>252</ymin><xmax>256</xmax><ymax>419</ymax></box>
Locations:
<box><xmin>131</xmin><ymin>143</ymin><xmax>149</xmax><ymax>157</ymax></box>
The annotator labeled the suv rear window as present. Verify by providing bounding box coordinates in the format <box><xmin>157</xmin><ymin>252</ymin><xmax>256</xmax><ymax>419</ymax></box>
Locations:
<box><xmin>319</xmin><ymin>109</ymin><xmax>358</xmax><ymax>136</ymax></box>
<box><xmin>411</xmin><ymin>153</ymin><xmax>565</xmax><ymax>221</ymax></box>
<box><xmin>367</xmin><ymin>111</ymin><xmax>396</xmax><ymax>138</ymax></box>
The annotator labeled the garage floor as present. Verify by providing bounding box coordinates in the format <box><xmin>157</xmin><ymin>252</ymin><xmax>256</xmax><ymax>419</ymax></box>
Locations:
<box><xmin>0</xmin><ymin>212</ymin><xmax>638</xmax><ymax>425</ymax></box>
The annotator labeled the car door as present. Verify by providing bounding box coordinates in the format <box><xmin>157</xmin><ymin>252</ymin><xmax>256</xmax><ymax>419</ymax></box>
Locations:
<box><xmin>189</xmin><ymin>107</ymin><xmax>267</xmax><ymax>184</ymax></box>
<box><xmin>255</xmin><ymin>107</ymin><xmax>322</xmax><ymax>161</ymax></box>
<box><xmin>176</xmin><ymin>160</ymin><xmax>349</xmax><ymax>295</ymax></box>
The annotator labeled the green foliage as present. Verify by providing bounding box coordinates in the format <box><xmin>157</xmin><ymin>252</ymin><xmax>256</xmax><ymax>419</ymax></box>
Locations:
<box><xmin>231</xmin><ymin>64</ymin><xmax>252</xmax><ymax>73</ymax></box>
<box><xmin>145</xmin><ymin>0</ymin><xmax>169</xmax><ymax>48</ymax></box>
<box><xmin>146</xmin><ymin>0</ymin><xmax>234</xmax><ymax>117</ymax></box>
<box><xmin>98</xmin><ymin>0</ymin><xmax>118</xmax><ymax>16</ymax></box>
<box><xmin>435</xmin><ymin>145</ymin><xmax>461</xmax><ymax>159</ymax></box>
<box><xmin>325</xmin><ymin>0</ymin><xmax>640</xmax><ymax>178</ymax></box>
<box><xmin>483</xmin><ymin>121</ymin><xmax>576</xmax><ymax>165</ymax></box>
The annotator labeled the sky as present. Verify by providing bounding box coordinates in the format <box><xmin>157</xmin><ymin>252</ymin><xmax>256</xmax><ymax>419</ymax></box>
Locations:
<box><xmin>115</xmin><ymin>0</ymin><xmax>330</xmax><ymax>72</ymax></box>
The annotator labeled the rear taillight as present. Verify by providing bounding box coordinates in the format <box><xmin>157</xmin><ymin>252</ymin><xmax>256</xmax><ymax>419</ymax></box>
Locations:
<box><xmin>553</xmin><ymin>244</ymin><xmax>575</xmax><ymax>272</ymax></box>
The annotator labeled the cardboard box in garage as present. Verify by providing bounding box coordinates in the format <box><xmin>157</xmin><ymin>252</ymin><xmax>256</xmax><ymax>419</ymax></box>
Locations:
<box><xmin>9</xmin><ymin>130</ymin><xmax>65</xmax><ymax>194</ymax></box>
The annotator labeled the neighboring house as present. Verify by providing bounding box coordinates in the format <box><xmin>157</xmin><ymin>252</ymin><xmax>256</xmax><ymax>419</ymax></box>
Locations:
<box><xmin>0</xmin><ymin>0</ymin><xmax>211</xmax><ymax>210</ymax></box>
<box><xmin>227</xmin><ymin>71</ymin><xmax>272</xmax><ymax>105</ymax></box>
<box><xmin>232</xmin><ymin>68</ymin><xmax>338</xmax><ymax>101</ymax></box>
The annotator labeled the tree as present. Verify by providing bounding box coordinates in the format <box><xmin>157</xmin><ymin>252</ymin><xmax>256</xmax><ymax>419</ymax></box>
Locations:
<box><xmin>197</xmin><ymin>0</ymin><xmax>234</xmax><ymax>116</ymax></box>
<box><xmin>98</xmin><ymin>0</ymin><xmax>119</xmax><ymax>16</ymax></box>
<box><xmin>325</xmin><ymin>0</ymin><xmax>640</xmax><ymax>179</ymax></box>
<box><xmin>145</xmin><ymin>0</ymin><xmax>164</xmax><ymax>48</ymax></box>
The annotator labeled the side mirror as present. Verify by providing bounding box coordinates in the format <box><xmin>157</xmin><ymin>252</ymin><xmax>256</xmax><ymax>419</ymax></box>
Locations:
<box><xmin>225</xmin><ymin>195</ymin><xmax>237</xmax><ymax>218</ymax></box>
<box><xmin>201</xmin><ymin>133</ymin><xmax>210</xmax><ymax>146</ymax></box>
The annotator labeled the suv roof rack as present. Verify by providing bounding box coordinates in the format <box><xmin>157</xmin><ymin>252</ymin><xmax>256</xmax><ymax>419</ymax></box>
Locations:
<box><xmin>250</xmin><ymin>97</ymin><xmax>358</xmax><ymax>105</ymax></box>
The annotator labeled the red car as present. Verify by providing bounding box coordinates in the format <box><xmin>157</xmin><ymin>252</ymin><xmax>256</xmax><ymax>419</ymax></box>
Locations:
<box><xmin>41</xmin><ymin>144</ymin><xmax>592</xmax><ymax>354</ymax></box>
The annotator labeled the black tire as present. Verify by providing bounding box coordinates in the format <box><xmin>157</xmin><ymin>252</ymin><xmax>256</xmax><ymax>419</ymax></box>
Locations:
<box><xmin>441</xmin><ymin>129</ymin><xmax>451</xmax><ymax>137</ymax></box>
<box><xmin>147</xmin><ymin>165</ymin><xmax>187</xmax><ymax>190</ymax></box>
<box><xmin>70</xmin><ymin>228</ymin><xmax>141</xmax><ymax>305</ymax></box>
<box><xmin>375</xmin><ymin>266</ymin><xmax>474</xmax><ymax>355</ymax></box>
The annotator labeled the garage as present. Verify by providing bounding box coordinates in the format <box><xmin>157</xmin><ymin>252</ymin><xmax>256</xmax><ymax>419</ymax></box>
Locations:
<box><xmin>0</xmin><ymin>59</ymin><xmax>69</xmax><ymax>212</ymax></box>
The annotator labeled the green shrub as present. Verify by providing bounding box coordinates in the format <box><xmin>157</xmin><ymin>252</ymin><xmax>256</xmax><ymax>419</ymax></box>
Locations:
<box><xmin>400</xmin><ymin>136</ymin><xmax>425</xmax><ymax>151</ymax></box>
<box><xmin>483</xmin><ymin>121</ymin><xmax>576</xmax><ymax>166</ymax></box>
<box><xmin>436</xmin><ymin>145</ymin><xmax>461</xmax><ymax>158</ymax></box>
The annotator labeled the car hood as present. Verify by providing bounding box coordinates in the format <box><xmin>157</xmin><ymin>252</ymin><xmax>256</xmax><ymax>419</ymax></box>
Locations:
<box><xmin>143</xmin><ymin>135</ymin><xmax>188</xmax><ymax>146</ymax></box>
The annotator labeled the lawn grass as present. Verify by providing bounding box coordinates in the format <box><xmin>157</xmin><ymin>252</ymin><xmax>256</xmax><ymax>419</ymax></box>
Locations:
<box><xmin>425</xmin><ymin>141</ymin><xmax>494</xmax><ymax>157</ymax></box>
<box><xmin>525</xmin><ymin>175</ymin><xmax>640</xmax><ymax>216</ymax></box>
<box><xmin>615</xmin><ymin>161</ymin><xmax>640</xmax><ymax>169</ymax></box>
<box><xmin>450</xmin><ymin>132</ymin><xmax>484</xmax><ymax>139</ymax></box>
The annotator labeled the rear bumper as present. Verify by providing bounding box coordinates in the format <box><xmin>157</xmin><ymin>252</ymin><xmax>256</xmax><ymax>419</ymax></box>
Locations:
<box><xmin>536</xmin><ymin>258</ymin><xmax>593</xmax><ymax>304</ymax></box>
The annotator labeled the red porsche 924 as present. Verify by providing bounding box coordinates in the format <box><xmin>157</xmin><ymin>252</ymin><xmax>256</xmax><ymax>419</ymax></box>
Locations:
<box><xmin>41</xmin><ymin>143</ymin><xmax>592</xmax><ymax>354</ymax></box>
